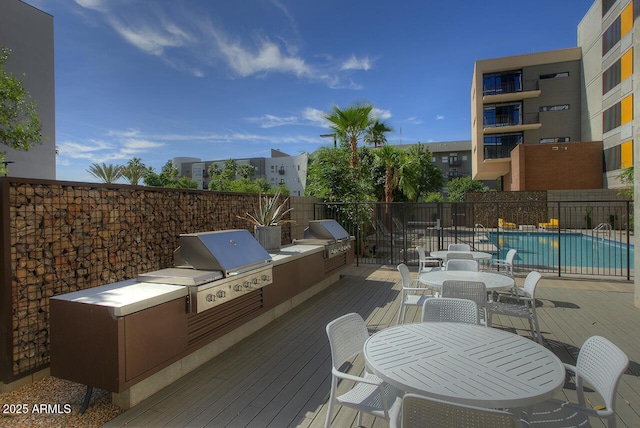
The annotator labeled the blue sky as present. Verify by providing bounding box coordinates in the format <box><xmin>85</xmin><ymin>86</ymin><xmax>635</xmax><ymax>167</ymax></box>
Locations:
<box><xmin>25</xmin><ymin>0</ymin><xmax>593</xmax><ymax>182</ymax></box>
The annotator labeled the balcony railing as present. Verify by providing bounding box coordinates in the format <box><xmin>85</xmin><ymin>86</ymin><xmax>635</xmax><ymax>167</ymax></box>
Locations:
<box><xmin>484</xmin><ymin>112</ymin><xmax>539</xmax><ymax>128</ymax></box>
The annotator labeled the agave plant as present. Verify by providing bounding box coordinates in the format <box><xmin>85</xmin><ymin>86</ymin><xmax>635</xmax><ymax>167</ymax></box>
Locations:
<box><xmin>238</xmin><ymin>191</ymin><xmax>295</xmax><ymax>227</ymax></box>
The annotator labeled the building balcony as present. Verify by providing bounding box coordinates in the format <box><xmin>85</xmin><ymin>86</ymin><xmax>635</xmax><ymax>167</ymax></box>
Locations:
<box><xmin>483</xmin><ymin>80</ymin><xmax>540</xmax><ymax>103</ymax></box>
<box><xmin>483</xmin><ymin>113</ymin><xmax>541</xmax><ymax>134</ymax></box>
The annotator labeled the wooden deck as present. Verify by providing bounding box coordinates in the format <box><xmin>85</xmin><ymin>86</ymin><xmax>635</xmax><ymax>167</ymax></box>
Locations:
<box><xmin>104</xmin><ymin>265</ymin><xmax>640</xmax><ymax>428</ymax></box>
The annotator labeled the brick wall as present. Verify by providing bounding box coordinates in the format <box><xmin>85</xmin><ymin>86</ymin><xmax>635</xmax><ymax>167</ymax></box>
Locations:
<box><xmin>507</xmin><ymin>141</ymin><xmax>603</xmax><ymax>191</ymax></box>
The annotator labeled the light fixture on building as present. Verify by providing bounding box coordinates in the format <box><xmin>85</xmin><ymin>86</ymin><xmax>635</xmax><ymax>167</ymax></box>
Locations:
<box><xmin>320</xmin><ymin>133</ymin><xmax>337</xmax><ymax>148</ymax></box>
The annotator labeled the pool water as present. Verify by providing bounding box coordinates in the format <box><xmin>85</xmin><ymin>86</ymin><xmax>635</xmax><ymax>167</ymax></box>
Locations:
<box><xmin>488</xmin><ymin>231</ymin><xmax>634</xmax><ymax>270</ymax></box>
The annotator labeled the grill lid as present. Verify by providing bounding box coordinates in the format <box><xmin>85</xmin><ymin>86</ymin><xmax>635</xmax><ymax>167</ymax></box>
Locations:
<box><xmin>303</xmin><ymin>219</ymin><xmax>350</xmax><ymax>241</ymax></box>
<box><xmin>174</xmin><ymin>229</ymin><xmax>272</xmax><ymax>276</ymax></box>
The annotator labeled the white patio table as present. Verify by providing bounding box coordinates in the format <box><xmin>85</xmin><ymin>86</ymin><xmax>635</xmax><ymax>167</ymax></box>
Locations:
<box><xmin>430</xmin><ymin>250</ymin><xmax>493</xmax><ymax>261</ymax></box>
<box><xmin>418</xmin><ymin>270</ymin><xmax>515</xmax><ymax>291</ymax></box>
<box><xmin>363</xmin><ymin>322</ymin><xmax>565</xmax><ymax>409</ymax></box>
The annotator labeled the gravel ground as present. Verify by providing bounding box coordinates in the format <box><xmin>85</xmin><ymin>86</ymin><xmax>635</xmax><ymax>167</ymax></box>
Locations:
<box><xmin>0</xmin><ymin>376</ymin><xmax>122</xmax><ymax>427</ymax></box>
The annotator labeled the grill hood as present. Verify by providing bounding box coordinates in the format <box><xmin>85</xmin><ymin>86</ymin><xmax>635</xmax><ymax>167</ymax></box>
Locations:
<box><xmin>173</xmin><ymin>229</ymin><xmax>272</xmax><ymax>276</ymax></box>
<box><xmin>303</xmin><ymin>220</ymin><xmax>350</xmax><ymax>241</ymax></box>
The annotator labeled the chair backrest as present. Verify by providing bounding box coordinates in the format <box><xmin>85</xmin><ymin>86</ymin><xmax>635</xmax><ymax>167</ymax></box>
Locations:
<box><xmin>399</xmin><ymin>394</ymin><xmax>519</xmax><ymax>428</ymax></box>
<box><xmin>441</xmin><ymin>280</ymin><xmax>487</xmax><ymax>306</ymax></box>
<box><xmin>522</xmin><ymin>270</ymin><xmax>542</xmax><ymax>298</ymax></box>
<box><xmin>421</xmin><ymin>298</ymin><xmax>480</xmax><ymax>324</ymax></box>
<box><xmin>448</xmin><ymin>243</ymin><xmax>471</xmax><ymax>251</ymax></box>
<box><xmin>504</xmin><ymin>249</ymin><xmax>517</xmax><ymax>265</ymax></box>
<box><xmin>445</xmin><ymin>259</ymin><xmax>479</xmax><ymax>272</ymax></box>
<box><xmin>397</xmin><ymin>263</ymin><xmax>413</xmax><ymax>288</ymax></box>
<box><xmin>445</xmin><ymin>252</ymin><xmax>474</xmax><ymax>262</ymax></box>
<box><xmin>576</xmin><ymin>336</ymin><xmax>629</xmax><ymax>414</ymax></box>
<box><xmin>325</xmin><ymin>313</ymin><xmax>370</xmax><ymax>370</ymax></box>
<box><xmin>416</xmin><ymin>245</ymin><xmax>426</xmax><ymax>261</ymax></box>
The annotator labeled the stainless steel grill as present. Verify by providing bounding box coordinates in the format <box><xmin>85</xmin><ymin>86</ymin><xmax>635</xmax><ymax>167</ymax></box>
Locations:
<box><xmin>138</xmin><ymin>230</ymin><xmax>273</xmax><ymax>313</ymax></box>
<box><xmin>293</xmin><ymin>219</ymin><xmax>352</xmax><ymax>258</ymax></box>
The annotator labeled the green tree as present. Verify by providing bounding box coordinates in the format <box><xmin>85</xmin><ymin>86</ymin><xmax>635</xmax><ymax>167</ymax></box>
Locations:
<box><xmin>121</xmin><ymin>157</ymin><xmax>147</xmax><ymax>185</ymax></box>
<box><xmin>618</xmin><ymin>166</ymin><xmax>634</xmax><ymax>199</ymax></box>
<box><xmin>403</xmin><ymin>144</ymin><xmax>445</xmax><ymax>201</ymax></box>
<box><xmin>364</xmin><ymin>120</ymin><xmax>393</xmax><ymax>148</ymax></box>
<box><xmin>143</xmin><ymin>160</ymin><xmax>196</xmax><ymax>188</ymax></box>
<box><xmin>324</xmin><ymin>103</ymin><xmax>374</xmax><ymax>170</ymax></box>
<box><xmin>374</xmin><ymin>144</ymin><xmax>404</xmax><ymax>203</ymax></box>
<box><xmin>87</xmin><ymin>163</ymin><xmax>123</xmax><ymax>183</ymax></box>
<box><xmin>0</xmin><ymin>47</ymin><xmax>42</xmax><ymax>174</ymax></box>
<box><xmin>447</xmin><ymin>176</ymin><xmax>491</xmax><ymax>202</ymax></box>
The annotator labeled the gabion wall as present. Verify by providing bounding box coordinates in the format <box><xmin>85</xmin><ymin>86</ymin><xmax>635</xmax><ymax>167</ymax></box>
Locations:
<box><xmin>1</xmin><ymin>178</ymin><xmax>292</xmax><ymax>382</ymax></box>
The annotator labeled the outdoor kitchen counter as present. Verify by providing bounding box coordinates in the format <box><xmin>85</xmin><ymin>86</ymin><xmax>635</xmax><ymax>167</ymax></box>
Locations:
<box><xmin>269</xmin><ymin>243</ymin><xmax>324</xmax><ymax>265</ymax></box>
<box><xmin>50</xmin><ymin>279</ymin><xmax>188</xmax><ymax>317</ymax></box>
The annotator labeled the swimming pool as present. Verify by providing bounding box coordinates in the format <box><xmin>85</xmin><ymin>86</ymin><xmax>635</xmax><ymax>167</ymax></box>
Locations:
<box><xmin>488</xmin><ymin>231</ymin><xmax>634</xmax><ymax>271</ymax></box>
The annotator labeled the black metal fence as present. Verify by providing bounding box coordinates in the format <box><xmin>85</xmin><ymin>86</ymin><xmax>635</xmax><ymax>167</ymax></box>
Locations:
<box><xmin>314</xmin><ymin>200</ymin><xmax>634</xmax><ymax>279</ymax></box>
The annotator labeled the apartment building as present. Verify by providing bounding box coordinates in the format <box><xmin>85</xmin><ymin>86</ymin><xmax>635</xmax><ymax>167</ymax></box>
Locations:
<box><xmin>472</xmin><ymin>0</ymin><xmax>638</xmax><ymax>191</ymax></box>
<box><xmin>579</xmin><ymin>0</ymin><xmax>637</xmax><ymax>188</ymax></box>
<box><xmin>0</xmin><ymin>0</ymin><xmax>56</xmax><ymax>179</ymax></box>
<box><xmin>173</xmin><ymin>149</ymin><xmax>308</xmax><ymax>196</ymax></box>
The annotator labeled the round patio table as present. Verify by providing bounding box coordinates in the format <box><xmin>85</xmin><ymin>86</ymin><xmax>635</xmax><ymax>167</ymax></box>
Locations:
<box><xmin>364</xmin><ymin>322</ymin><xmax>565</xmax><ymax>409</ymax></box>
<box><xmin>418</xmin><ymin>270</ymin><xmax>514</xmax><ymax>291</ymax></box>
<box><xmin>430</xmin><ymin>250</ymin><xmax>492</xmax><ymax>261</ymax></box>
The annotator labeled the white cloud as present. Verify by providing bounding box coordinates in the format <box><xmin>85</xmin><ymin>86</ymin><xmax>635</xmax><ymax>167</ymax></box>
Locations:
<box><xmin>107</xmin><ymin>17</ymin><xmax>193</xmax><ymax>56</ymax></box>
<box><xmin>213</xmin><ymin>35</ymin><xmax>310</xmax><ymax>78</ymax></box>
<box><xmin>302</xmin><ymin>108</ymin><xmax>328</xmax><ymax>125</ymax></box>
<box><xmin>246</xmin><ymin>114</ymin><xmax>300</xmax><ymax>128</ymax></box>
<box><xmin>341</xmin><ymin>54</ymin><xmax>372</xmax><ymax>71</ymax></box>
<box><xmin>371</xmin><ymin>108</ymin><xmax>392</xmax><ymax>121</ymax></box>
<box><xmin>436</xmin><ymin>115</ymin><xmax>445</xmax><ymax>120</ymax></box>
<box><xmin>74</xmin><ymin>0</ymin><xmax>107</xmax><ymax>12</ymax></box>
<box><xmin>404</xmin><ymin>116</ymin><xmax>424</xmax><ymax>125</ymax></box>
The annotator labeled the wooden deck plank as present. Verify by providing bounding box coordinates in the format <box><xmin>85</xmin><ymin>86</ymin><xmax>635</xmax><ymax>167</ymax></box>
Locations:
<box><xmin>104</xmin><ymin>266</ymin><xmax>640</xmax><ymax>428</ymax></box>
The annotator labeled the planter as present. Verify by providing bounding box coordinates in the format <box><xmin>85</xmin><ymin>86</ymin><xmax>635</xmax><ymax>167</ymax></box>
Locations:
<box><xmin>254</xmin><ymin>225</ymin><xmax>281</xmax><ymax>252</ymax></box>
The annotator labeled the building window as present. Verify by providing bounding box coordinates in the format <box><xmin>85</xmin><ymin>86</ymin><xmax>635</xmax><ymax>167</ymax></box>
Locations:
<box><xmin>482</xmin><ymin>70</ymin><xmax>522</xmax><ymax>96</ymax></box>
<box><xmin>483</xmin><ymin>133</ymin><xmax>523</xmax><ymax>159</ymax></box>
<box><xmin>604</xmin><ymin>145</ymin><xmax>621</xmax><ymax>172</ymax></box>
<box><xmin>603</xmin><ymin>59</ymin><xmax>621</xmax><ymax>94</ymax></box>
<box><xmin>603</xmin><ymin>102</ymin><xmax>622</xmax><ymax>133</ymax></box>
<box><xmin>540</xmin><ymin>105</ymin><xmax>569</xmax><ymax>112</ymax></box>
<box><xmin>441</xmin><ymin>156</ymin><xmax>448</xmax><ymax>163</ymax></box>
<box><xmin>603</xmin><ymin>0</ymin><xmax>616</xmax><ymax>16</ymax></box>
<box><xmin>603</xmin><ymin>16</ymin><xmax>621</xmax><ymax>56</ymax></box>
<box><xmin>540</xmin><ymin>72</ymin><xmax>569</xmax><ymax>79</ymax></box>
<box><xmin>462</xmin><ymin>155</ymin><xmax>467</xmax><ymax>161</ymax></box>
<box><xmin>483</xmin><ymin>103</ymin><xmax>522</xmax><ymax>127</ymax></box>
<box><xmin>540</xmin><ymin>137</ymin><xmax>570</xmax><ymax>143</ymax></box>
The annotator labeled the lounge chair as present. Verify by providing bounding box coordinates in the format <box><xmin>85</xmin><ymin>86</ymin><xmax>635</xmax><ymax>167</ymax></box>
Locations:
<box><xmin>538</xmin><ymin>218</ymin><xmax>559</xmax><ymax>230</ymax></box>
<box><xmin>498</xmin><ymin>218</ymin><xmax>516</xmax><ymax>230</ymax></box>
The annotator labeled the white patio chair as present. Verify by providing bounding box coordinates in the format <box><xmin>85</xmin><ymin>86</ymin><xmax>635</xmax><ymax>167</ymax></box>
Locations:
<box><xmin>397</xmin><ymin>263</ymin><xmax>436</xmax><ymax>324</ymax></box>
<box><xmin>416</xmin><ymin>246</ymin><xmax>442</xmax><ymax>274</ymax></box>
<box><xmin>325</xmin><ymin>313</ymin><xmax>401</xmax><ymax>428</ymax></box>
<box><xmin>389</xmin><ymin>393</ymin><xmax>520</xmax><ymax>428</ymax></box>
<box><xmin>421</xmin><ymin>297</ymin><xmax>480</xmax><ymax>325</ymax></box>
<box><xmin>489</xmin><ymin>248</ymin><xmax>517</xmax><ymax>277</ymax></box>
<box><xmin>445</xmin><ymin>252</ymin><xmax>474</xmax><ymax>262</ymax></box>
<box><xmin>445</xmin><ymin>259</ymin><xmax>479</xmax><ymax>272</ymax></box>
<box><xmin>486</xmin><ymin>271</ymin><xmax>543</xmax><ymax>343</ymax></box>
<box><xmin>519</xmin><ymin>336</ymin><xmax>629</xmax><ymax>428</ymax></box>
<box><xmin>448</xmin><ymin>243</ymin><xmax>471</xmax><ymax>251</ymax></box>
<box><xmin>441</xmin><ymin>280</ymin><xmax>487</xmax><ymax>325</ymax></box>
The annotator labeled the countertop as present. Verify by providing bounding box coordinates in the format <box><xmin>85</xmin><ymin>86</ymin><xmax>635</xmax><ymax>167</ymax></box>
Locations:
<box><xmin>51</xmin><ymin>242</ymin><xmax>326</xmax><ymax>316</ymax></box>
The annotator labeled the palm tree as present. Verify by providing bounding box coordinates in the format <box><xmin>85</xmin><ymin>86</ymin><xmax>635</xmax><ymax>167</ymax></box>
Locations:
<box><xmin>375</xmin><ymin>144</ymin><xmax>404</xmax><ymax>203</ymax></box>
<box><xmin>121</xmin><ymin>157</ymin><xmax>147</xmax><ymax>185</ymax></box>
<box><xmin>87</xmin><ymin>163</ymin><xmax>123</xmax><ymax>183</ymax></box>
<box><xmin>324</xmin><ymin>103</ymin><xmax>373</xmax><ymax>170</ymax></box>
<box><xmin>364</xmin><ymin>120</ymin><xmax>393</xmax><ymax>148</ymax></box>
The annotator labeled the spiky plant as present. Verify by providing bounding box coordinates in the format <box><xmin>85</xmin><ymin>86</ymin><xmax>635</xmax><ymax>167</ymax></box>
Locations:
<box><xmin>237</xmin><ymin>191</ymin><xmax>294</xmax><ymax>227</ymax></box>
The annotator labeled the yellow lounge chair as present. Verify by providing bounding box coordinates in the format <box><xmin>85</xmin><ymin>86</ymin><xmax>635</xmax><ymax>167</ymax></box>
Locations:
<box><xmin>498</xmin><ymin>218</ymin><xmax>516</xmax><ymax>229</ymax></box>
<box><xmin>538</xmin><ymin>218</ymin><xmax>559</xmax><ymax>229</ymax></box>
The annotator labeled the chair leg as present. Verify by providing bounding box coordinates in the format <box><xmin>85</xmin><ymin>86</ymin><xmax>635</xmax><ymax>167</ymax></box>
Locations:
<box><xmin>397</xmin><ymin>302</ymin><xmax>405</xmax><ymax>325</ymax></box>
<box><xmin>357</xmin><ymin>411</ymin><xmax>363</xmax><ymax>426</ymax></box>
<box><xmin>531</xmin><ymin>316</ymin><xmax>542</xmax><ymax>344</ymax></box>
<box><xmin>324</xmin><ymin>384</ymin><xmax>336</xmax><ymax>428</ymax></box>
